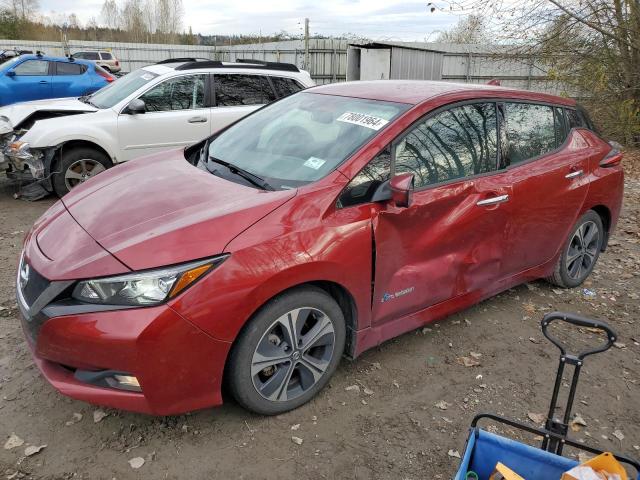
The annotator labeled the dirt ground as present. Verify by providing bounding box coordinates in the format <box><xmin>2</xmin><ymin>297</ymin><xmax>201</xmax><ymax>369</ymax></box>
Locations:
<box><xmin>0</xmin><ymin>158</ymin><xmax>638</xmax><ymax>480</ymax></box>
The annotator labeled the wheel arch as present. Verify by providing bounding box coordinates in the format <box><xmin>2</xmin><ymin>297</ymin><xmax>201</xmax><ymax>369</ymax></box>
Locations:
<box><xmin>224</xmin><ymin>279</ymin><xmax>359</xmax><ymax>369</ymax></box>
<box><xmin>589</xmin><ymin>204</ymin><xmax>612</xmax><ymax>251</ymax></box>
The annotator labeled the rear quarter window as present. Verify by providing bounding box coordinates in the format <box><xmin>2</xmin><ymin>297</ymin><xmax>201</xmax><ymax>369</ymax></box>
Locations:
<box><xmin>271</xmin><ymin>76</ymin><xmax>304</xmax><ymax>97</ymax></box>
<box><xmin>100</xmin><ymin>52</ymin><xmax>113</xmax><ymax>60</ymax></box>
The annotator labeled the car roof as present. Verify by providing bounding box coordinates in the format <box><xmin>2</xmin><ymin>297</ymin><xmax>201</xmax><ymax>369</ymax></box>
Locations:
<box><xmin>16</xmin><ymin>54</ymin><xmax>94</xmax><ymax>66</ymax></box>
<box><xmin>309</xmin><ymin>80</ymin><xmax>576</xmax><ymax>107</ymax></box>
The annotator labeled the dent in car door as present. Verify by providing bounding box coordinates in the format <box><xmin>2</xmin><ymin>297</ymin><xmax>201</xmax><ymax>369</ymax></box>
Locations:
<box><xmin>210</xmin><ymin>73</ymin><xmax>276</xmax><ymax>133</ymax></box>
<box><xmin>371</xmin><ymin>102</ymin><xmax>511</xmax><ymax>326</ymax></box>
<box><xmin>117</xmin><ymin>74</ymin><xmax>210</xmax><ymax>161</ymax></box>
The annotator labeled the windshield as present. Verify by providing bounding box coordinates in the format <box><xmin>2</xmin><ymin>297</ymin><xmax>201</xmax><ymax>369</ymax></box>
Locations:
<box><xmin>1</xmin><ymin>56</ymin><xmax>21</xmax><ymax>68</ymax></box>
<box><xmin>89</xmin><ymin>68</ymin><xmax>159</xmax><ymax>109</ymax></box>
<box><xmin>208</xmin><ymin>92</ymin><xmax>409</xmax><ymax>189</ymax></box>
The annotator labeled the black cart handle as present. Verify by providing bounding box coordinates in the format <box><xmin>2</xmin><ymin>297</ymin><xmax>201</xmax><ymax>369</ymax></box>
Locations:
<box><xmin>541</xmin><ymin>312</ymin><xmax>617</xmax><ymax>360</ymax></box>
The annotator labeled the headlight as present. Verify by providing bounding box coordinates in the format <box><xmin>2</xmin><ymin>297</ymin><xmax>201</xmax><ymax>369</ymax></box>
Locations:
<box><xmin>72</xmin><ymin>255</ymin><xmax>228</xmax><ymax>306</ymax></box>
<box><xmin>6</xmin><ymin>140</ymin><xmax>32</xmax><ymax>160</ymax></box>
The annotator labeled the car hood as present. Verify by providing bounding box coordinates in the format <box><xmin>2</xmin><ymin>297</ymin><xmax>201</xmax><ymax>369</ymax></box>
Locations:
<box><xmin>62</xmin><ymin>149</ymin><xmax>296</xmax><ymax>270</ymax></box>
<box><xmin>0</xmin><ymin>97</ymin><xmax>97</xmax><ymax>127</ymax></box>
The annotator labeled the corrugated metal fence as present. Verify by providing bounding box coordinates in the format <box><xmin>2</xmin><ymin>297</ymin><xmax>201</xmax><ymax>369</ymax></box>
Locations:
<box><xmin>0</xmin><ymin>38</ymin><xmax>347</xmax><ymax>84</ymax></box>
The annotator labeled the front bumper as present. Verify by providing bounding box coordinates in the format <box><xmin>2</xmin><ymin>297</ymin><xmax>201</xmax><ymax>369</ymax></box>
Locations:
<box><xmin>18</xmin><ymin>288</ymin><xmax>232</xmax><ymax>415</ymax></box>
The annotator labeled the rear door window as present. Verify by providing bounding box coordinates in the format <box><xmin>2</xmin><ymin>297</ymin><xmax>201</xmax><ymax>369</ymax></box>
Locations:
<box><xmin>214</xmin><ymin>74</ymin><xmax>276</xmax><ymax>106</ymax></box>
<box><xmin>271</xmin><ymin>76</ymin><xmax>304</xmax><ymax>97</ymax></box>
<box><xmin>14</xmin><ymin>60</ymin><xmax>49</xmax><ymax>76</ymax></box>
<box><xmin>504</xmin><ymin>103</ymin><xmax>556</xmax><ymax>165</ymax></box>
<box><xmin>395</xmin><ymin>102</ymin><xmax>498</xmax><ymax>188</ymax></box>
<box><xmin>81</xmin><ymin>52</ymin><xmax>100</xmax><ymax>60</ymax></box>
<box><xmin>55</xmin><ymin>62</ymin><xmax>85</xmax><ymax>75</ymax></box>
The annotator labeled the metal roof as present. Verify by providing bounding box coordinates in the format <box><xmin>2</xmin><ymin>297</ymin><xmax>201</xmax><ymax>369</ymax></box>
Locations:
<box><xmin>349</xmin><ymin>41</ymin><xmax>519</xmax><ymax>55</ymax></box>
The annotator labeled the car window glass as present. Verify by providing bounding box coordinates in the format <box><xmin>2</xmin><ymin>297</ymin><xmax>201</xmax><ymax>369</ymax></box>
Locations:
<box><xmin>271</xmin><ymin>76</ymin><xmax>304</xmax><ymax>97</ymax></box>
<box><xmin>553</xmin><ymin>107</ymin><xmax>568</xmax><ymax>147</ymax></box>
<box><xmin>140</xmin><ymin>74</ymin><xmax>205</xmax><ymax>112</ymax></box>
<box><xmin>339</xmin><ymin>147</ymin><xmax>391</xmax><ymax>207</ymax></box>
<box><xmin>504</xmin><ymin>103</ymin><xmax>556</xmax><ymax>165</ymax></box>
<box><xmin>566</xmin><ymin>108</ymin><xmax>589</xmax><ymax>130</ymax></box>
<box><xmin>101</xmin><ymin>52</ymin><xmax>113</xmax><ymax>60</ymax></box>
<box><xmin>13</xmin><ymin>60</ymin><xmax>49</xmax><ymax>76</ymax></box>
<box><xmin>81</xmin><ymin>52</ymin><xmax>99</xmax><ymax>60</ymax></box>
<box><xmin>215</xmin><ymin>74</ymin><xmax>276</xmax><ymax>106</ymax></box>
<box><xmin>55</xmin><ymin>62</ymin><xmax>84</xmax><ymax>75</ymax></box>
<box><xmin>395</xmin><ymin>102</ymin><xmax>498</xmax><ymax>188</ymax></box>
<box><xmin>209</xmin><ymin>92</ymin><xmax>409</xmax><ymax>189</ymax></box>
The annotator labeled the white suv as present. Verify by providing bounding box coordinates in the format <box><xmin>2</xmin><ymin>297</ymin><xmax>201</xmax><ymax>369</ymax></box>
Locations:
<box><xmin>0</xmin><ymin>59</ymin><xmax>314</xmax><ymax>196</ymax></box>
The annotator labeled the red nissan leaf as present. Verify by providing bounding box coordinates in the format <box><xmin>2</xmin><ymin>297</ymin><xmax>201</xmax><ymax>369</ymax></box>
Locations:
<box><xmin>17</xmin><ymin>81</ymin><xmax>623</xmax><ymax>415</ymax></box>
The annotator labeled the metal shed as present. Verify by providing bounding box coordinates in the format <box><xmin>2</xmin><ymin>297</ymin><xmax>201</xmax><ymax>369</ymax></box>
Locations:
<box><xmin>347</xmin><ymin>41</ymin><xmax>568</xmax><ymax>95</ymax></box>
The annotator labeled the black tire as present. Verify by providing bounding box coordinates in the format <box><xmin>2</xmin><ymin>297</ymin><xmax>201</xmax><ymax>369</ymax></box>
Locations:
<box><xmin>52</xmin><ymin>147</ymin><xmax>112</xmax><ymax>197</ymax></box>
<box><xmin>228</xmin><ymin>286</ymin><xmax>346</xmax><ymax>415</ymax></box>
<box><xmin>547</xmin><ymin>210</ymin><xmax>604</xmax><ymax>288</ymax></box>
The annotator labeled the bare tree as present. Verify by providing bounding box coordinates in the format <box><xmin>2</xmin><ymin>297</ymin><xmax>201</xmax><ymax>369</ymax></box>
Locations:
<box><xmin>2</xmin><ymin>0</ymin><xmax>39</xmax><ymax>19</ymax></box>
<box><xmin>100</xmin><ymin>0</ymin><xmax>119</xmax><ymax>30</ymax></box>
<box><xmin>430</xmin><ymin>1</ymin><xmax>640</xmax><ymax>143</ymax></box>
<box><xmin>436</xmin><ymin>14</ymin><xmax>490</xmax><ymax>43</ymax></box>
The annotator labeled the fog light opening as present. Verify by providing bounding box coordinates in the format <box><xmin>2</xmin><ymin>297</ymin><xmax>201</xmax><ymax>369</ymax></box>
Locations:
<box><xmin>106</xmin><ymin>374</ymin><xmax>142</xmax><ymax>392</ymax></box>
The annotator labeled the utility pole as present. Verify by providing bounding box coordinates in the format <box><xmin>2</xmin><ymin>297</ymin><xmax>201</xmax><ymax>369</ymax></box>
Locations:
<box><xmin>304</xmin><ymin>17</ymin><xmax>310</xmax><ymax>71</ymax></box>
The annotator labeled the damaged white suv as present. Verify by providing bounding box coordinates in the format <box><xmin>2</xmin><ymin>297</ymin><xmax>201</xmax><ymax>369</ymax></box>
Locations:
<box><xmin>0</xmin><ymin>58</ymin><xmax>313</xmax><ymax>196</ymax></box>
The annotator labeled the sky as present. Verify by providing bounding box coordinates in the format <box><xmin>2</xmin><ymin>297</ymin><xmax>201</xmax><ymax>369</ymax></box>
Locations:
<box><xmin>38</xmin><ymin>0</ymin><xmax>461</xmax><ymax>41</ymax></box>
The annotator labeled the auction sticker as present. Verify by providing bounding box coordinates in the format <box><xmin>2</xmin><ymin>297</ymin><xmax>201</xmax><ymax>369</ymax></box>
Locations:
<box><xmin>337</xmin><ymin>112</ymin><xmax>388</xmax><ymax>130</ymax></box>
<box><xmin>303</xmin><ymin>157</ymin><xmax>326</xmax><ymax>170</ymax></box>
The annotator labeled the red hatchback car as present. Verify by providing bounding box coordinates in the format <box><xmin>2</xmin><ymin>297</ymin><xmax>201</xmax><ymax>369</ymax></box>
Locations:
<box><xmin>17</xmin><ymin>81</ymin><xmax>623</xmax><ymax>415</ymax></box>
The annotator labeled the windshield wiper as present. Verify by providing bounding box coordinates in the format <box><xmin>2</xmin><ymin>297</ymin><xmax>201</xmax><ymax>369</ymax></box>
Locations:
<box><xmin>208</xmin><ymin>156</ymin><xmax>274</xmax><ymax>191</ymax></box>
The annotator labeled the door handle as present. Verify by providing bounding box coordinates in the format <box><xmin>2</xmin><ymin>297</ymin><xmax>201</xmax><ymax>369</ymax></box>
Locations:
<box><xmin>188</xmin><ymin>116</ymin><xmax>207</xmax><ymax>123</ymax></box>
<box><xmin>39</xmin><ymin>80</ymin><xmax>48</xmax><ymax>84</ymax></box>
<box><xmin>476</xmin><ymin>194</ymin><xmax>509</xmax><ymax>206</ymax></box>
<box><xmin>565</xmin><ymin>170</ymin><xmax>584</xmax><ymax>179</ymax></box>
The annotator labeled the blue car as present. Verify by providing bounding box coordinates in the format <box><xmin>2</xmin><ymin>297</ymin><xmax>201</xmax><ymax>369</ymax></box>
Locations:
<box><xmin>0</xmin><ymin>54</ymin><xmax>113</xmax><ymax>106</ymax></box>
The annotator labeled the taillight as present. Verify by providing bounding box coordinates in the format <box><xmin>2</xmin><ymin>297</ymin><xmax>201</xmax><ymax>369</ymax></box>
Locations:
<box><xmin>96</xmin><ymin>67</ymin><xmax>114</xmax><ymax>83</ymax></box>
<box><xmin>599</xmin><ymin>149</ymin><xmax>623</xmax><ymax>168</ymax></box>
<box><xmin>115</xmin><ymin>60</ymin><xmax>119</xmax><ymax>66</ymax></box>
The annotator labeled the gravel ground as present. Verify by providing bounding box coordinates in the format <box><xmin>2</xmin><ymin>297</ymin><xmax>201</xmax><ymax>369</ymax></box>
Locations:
<box><xmin>0</xmin><ymin>158</ymin><xmax>638</xmax><ymax>479</ymax></box>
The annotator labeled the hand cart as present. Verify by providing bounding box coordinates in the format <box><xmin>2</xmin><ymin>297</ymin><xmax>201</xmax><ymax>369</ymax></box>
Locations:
<box><xmin>454</xmin><ymin>312</ymin><xmax>640</xmax><ymax>479</ymax></box>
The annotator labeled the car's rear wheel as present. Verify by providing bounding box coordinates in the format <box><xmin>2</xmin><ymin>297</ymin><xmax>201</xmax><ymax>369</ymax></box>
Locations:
<box><xmin>547</xmin><ymin>210</ymin><xmax>604</xmax><ymax>288</ymax></box>
<box><xmin>228</xmin><ymin>286</ymin><xmax>346</xmax><ymax>415</ymax></box>
<box><xmin>52</xmin><ymin>147</ymin><xmax>112</xmax><ymax>197</ymax></box>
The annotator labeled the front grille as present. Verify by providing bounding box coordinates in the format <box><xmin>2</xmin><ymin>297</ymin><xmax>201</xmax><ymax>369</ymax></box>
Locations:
<box><xmin>20</xmin><ymin>264</ymin><xmax>50</xmax><ymax>307</ymax></box>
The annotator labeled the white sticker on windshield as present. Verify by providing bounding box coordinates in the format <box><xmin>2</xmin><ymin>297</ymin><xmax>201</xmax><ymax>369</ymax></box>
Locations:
<box><xmin>337</xmin><ymin>111</ymin><xmax>389</xmax><ymax>130</ymax></box>
<box><xmin>303</xmin><ymin>157</ymin><xmax>326</xmax><ymax>170</ymax></box>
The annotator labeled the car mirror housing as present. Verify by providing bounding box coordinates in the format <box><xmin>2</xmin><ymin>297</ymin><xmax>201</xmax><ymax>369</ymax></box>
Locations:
<box><xmin>6</xmin><ymin>69</ymin><xmax>16</xmax><ymax>77</ymax></box>
<box><xmin>125</xmin><ymin>98</ymin><xmax>146</xmax><ymax>114</ymax></box>
<box><xmin>389</xmin><ymin>172</ymin><xmax>414</xmax><ymax>208</ymax></box>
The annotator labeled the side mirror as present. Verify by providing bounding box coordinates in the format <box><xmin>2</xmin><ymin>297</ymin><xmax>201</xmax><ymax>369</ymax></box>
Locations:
<box><xmin>6</xmin><ymin>69</ymin><xmax>15</xmax><ymax>77</ymax></box>
<box><xmin>389</xmin><ymin>172</ymin><xmax>414</xmax><ymax>208</ymax></box>
<box><xmin>124</xmin><ymin>98</ymin><xmax>146</xmax><ymax>114</ymax></box>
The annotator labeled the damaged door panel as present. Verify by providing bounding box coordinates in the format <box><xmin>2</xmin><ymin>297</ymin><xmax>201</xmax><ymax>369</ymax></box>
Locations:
<box><xmin>371</xmin><ymin>177</ymin><xmax>511</xmax><ymax>326</ymax></box>
<box><xmin>370</xmin><ymin>101</ymin><xmax>508</xmax><ymax>326</ymax></box>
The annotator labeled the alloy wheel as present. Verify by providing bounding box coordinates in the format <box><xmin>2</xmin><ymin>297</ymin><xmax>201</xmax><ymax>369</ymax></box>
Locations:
<box><xmin>251</xmin><ymin>307</ymin><xmax>336</xmax><ymax>402</ymax></box>
<box><xmin>566</xmin><ymin>220</ymin><xmax>600</xmax><ymax>280</ymax></box>
<box><xmin>64</xmin><ymin>158</ymin><xmax>106</xmax><ymax>190</ymax></box>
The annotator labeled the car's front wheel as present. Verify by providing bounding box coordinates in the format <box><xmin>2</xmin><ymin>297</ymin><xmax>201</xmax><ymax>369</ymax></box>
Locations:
<box><xmin>548</xmin><ymin>210</ymin><xmax>604</xmax><ymax>288</ymax></box>
<box><xmin>52</xmin><ymin>147</ymin><xmax>112</xmax><ymax>197</ymax></box>
<box><xmin>228</xmin><ymin>286</ymin><xmax>346</xmax><ymax>415</ymax></box>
